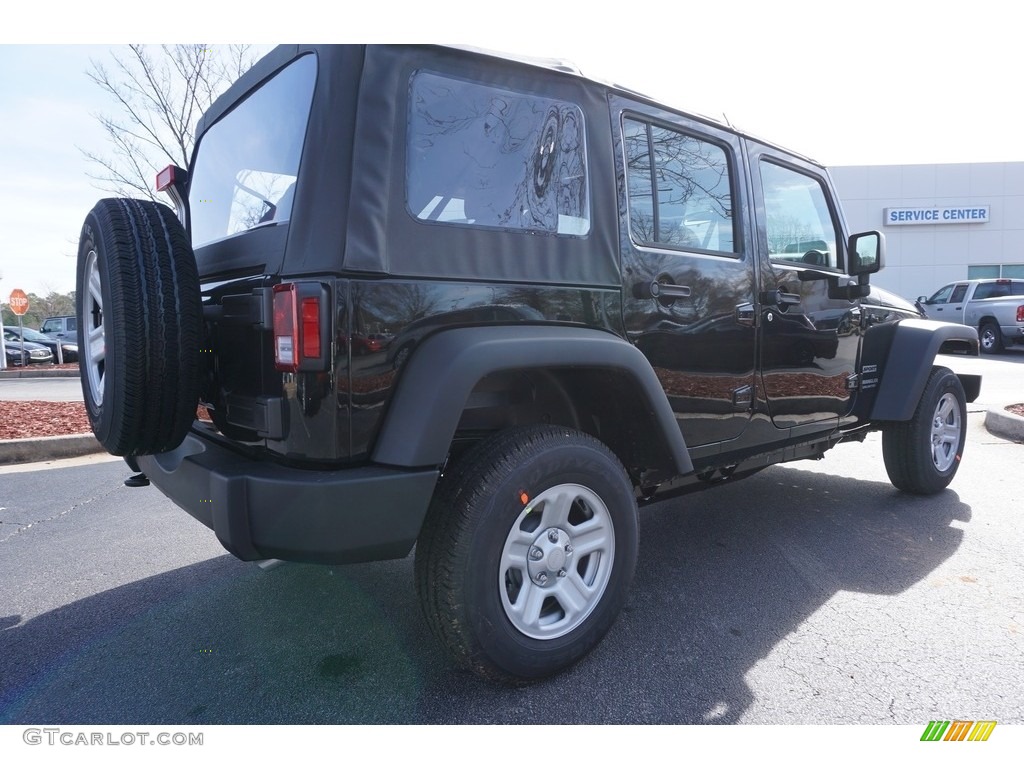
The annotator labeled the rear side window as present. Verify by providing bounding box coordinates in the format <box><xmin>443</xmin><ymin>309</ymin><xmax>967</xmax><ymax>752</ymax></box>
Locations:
<box><xmin>189</xmin><ymin>55</ymin><xmax>317</xmax><ymax>248</ymax></box>
<box><xmin>407</xmin><ymin>72</ymin><xmax>590</xmax><ymax>236</ymax></box>
<box><xmin>622</xmin><ymin>118</ymin><xmax>736</xmax><ymax>254</ymax></box>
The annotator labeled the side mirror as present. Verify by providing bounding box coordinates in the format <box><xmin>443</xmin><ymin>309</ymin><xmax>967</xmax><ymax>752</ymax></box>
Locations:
<box><xmin>916</xmin><ymin>296</ymin><xmax>928</xmax><ymax>304</ymax></box>
<box><xmin>848</xmin><ymin>231</ymin><xmax>885</xmax><ymax>276</ymax></box>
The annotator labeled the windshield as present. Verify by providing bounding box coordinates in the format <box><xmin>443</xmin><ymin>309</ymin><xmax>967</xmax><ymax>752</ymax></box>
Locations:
<box><xmin>189</xmin><ymin>54</ymin><xmax>317</xmax><ymax>248</ymax></box>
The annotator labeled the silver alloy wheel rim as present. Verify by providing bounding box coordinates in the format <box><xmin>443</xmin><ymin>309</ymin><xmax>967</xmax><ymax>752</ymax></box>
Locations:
<box><xmin>930</xmin><ymin>392</ymin><xmax>961</xmax><ymax>472</ymax></box>
<box><xmin>83</xmin><ymin>248</ymin><xmax>105</xmax><ymax>407</ymax></box>
<box><xmin>981</xmin><ymin>328</ymin><xmax>995</xmax><ymax>351</ymax></box>
<box><xmin>498</xmin><ymin>483</ymin><xmax>614</xmax><ymax>640</ymax></box>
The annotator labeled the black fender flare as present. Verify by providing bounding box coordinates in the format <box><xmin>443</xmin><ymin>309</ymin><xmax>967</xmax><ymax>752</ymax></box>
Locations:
<box><xmin>870</xmin><ymin>319</ymin><xmax>979</xmax><ymax>421</ymax></box>
<box><xmin>370</xmin><ymin>325</ymin><xmax>694</xmax><ymax>475</ymax></box>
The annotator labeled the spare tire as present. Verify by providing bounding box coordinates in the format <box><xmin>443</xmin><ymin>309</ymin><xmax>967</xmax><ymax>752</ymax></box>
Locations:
<box><xmin>76</xmin><ymin>198</ymin><xmax>202</xmax><ymax>456</ymax></box>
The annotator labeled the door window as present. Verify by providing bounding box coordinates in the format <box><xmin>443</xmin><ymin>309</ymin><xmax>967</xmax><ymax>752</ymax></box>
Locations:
<box><xmin>623</xmin><ymin>118</ymin><xmax>736</xmax><ymax>254</ymax></box>
<box><xmin>760</xmin><ymin>161</ymin><xmax>838</xmax><ymax>269</ymax></box>
<box><xmin>928</xmin><ymin>284</ymin><xmax>955</xmax><ymax>304</ymax></box>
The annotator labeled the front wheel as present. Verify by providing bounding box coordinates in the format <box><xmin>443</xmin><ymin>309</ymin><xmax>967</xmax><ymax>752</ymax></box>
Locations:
<box><xmin>415</xmin><ymin>425</ymin><xmax>638</xmax><ymax>684</ymax></box>
<box><xmin>882</xmin><ymin>367</ymin><xmax>967</xmax><ymax>495</ymax></box>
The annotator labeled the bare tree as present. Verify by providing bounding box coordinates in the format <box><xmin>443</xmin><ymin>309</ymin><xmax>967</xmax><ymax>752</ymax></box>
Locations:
<box><xmin>82</xmin><ymin>44</ymin><xmax>260</xmax><ymax>202</ymax></box>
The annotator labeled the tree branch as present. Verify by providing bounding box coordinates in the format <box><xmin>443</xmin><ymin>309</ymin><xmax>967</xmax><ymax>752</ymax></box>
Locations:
<box><xmin>81</xmin><ymin>44</ymin><xmax>259</xmax><ymax>200</ymax></box>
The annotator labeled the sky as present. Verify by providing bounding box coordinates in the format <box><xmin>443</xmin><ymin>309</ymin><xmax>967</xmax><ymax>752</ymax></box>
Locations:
<box><xmin>2</xmin><ymin>0</ymin><xmax>1022</xmax><ymax>301</ymax></box>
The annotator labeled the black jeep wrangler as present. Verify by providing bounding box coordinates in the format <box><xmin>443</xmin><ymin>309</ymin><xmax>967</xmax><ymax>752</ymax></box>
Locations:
<box><xmin>76</xmin><ymin>44</ymin><xmax>981</xmax><ymax>684</ymax></box>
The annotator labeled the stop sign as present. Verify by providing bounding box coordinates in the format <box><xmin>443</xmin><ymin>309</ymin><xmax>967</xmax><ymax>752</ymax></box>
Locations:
<box><xmin>8</xmin><ymin>289</ymin><xmax>29</xmax><ymax>316</ymax></box>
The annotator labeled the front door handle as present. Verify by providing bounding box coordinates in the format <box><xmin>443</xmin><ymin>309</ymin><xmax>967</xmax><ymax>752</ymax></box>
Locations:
<box><xmin>649</xmin><ymin>281</ymin><xmax>691</xmax><ymax>299</ymax></box>
<box><xmin>762</xmin><ymin>288</ymin><xmax>801</xmax><ymax>308</ymax></box>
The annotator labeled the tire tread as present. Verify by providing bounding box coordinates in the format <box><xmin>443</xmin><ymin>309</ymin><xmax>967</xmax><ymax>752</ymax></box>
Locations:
<box><xmin>882</xmin><ymin>366</ymin><xmax>966</xmax><ymax>495</ymax></box>
<box><xmin>415</xmin><ymin>425</ymin><xmax>637</xmax><ymax>684</ymax></box>
<box><xmin>77</xmin><ymin>198</ymin><xmax>202</xmax><ymax>456</ymax></box>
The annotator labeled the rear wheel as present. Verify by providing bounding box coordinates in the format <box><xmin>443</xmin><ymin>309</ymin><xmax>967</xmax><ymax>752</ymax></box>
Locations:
<box><xmin>415</xmin><ymin>425</ymin><xmax>638</xmax><ymax>683</ymax></box>
<box><xmin>76</xmin><ymin>198</ymin><xmax>202</xmax><ymax>456</ymax></box>
<box><xmin>979</xmin><ymin>321</ymin><xmax>1004</xmax><ymax>354</ymax></box>
<box><xmin>882</xmin><ymin>367</ymin><xmax>967</xmax><ymax>495</ymax></box>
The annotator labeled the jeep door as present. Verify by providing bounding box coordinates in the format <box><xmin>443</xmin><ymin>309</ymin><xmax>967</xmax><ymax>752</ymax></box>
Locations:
<box><xmin>748</xmin><ymin>144</ymin><xmax>862</xmax><ymax>431</ymax></box>
<box><xmin>613</xmin><ymin>97</ymin><xmax>757</xmax><ymax>455</ymax></box>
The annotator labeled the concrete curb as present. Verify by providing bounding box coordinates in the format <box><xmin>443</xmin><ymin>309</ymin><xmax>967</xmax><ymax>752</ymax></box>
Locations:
<box><xmin>0</xmin><ymin>434</ymin><xmax>104</xmax><ymax>465</ymax></box>
<box><xmin>0</xmin><ymin>368</ymin><xmax>79</xmax><ymax>379</ymax></box>
<box><xmin>985</xmin><ymin>406</ymin><xmax>1024</xmax><ymax>444</ymax></box>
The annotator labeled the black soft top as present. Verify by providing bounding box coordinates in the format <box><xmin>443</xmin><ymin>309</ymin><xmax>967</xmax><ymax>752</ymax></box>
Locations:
<box><xmin>193</xmin><ymin>45</ymin><xmax>819</xmax><ymax>286</ymax></box>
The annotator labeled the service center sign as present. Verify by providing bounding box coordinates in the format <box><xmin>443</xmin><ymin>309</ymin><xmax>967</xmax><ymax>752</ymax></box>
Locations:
<box><xmin>885</xmin><ymin>205</ymin><xmax>990</xmax><ymax>226</ymax></box>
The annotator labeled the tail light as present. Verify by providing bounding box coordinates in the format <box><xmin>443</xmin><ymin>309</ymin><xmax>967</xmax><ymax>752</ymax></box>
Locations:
<box><xmin>272</xmin><ymin>282</ymin><xmax>330</xmax><ymax>372</ymax></box>
<box><xmin>156</xmin><ymin>164</ymin><xmax>189</xmax><ymax>223</ymax></box>
<box><xmin>1017</xmin><ymin>305</ymin><xmax>1024</xmax><ymax>323</ymax></box>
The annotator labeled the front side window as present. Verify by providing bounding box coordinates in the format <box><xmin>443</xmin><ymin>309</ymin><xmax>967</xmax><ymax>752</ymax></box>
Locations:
<box><xmin>760</xmin><ymin>161</ymin><xmax>838</xmax><ymax>269</ymax></box>
<box><xmin>189</xmin><ymin>55</ymin><xmax>317</xmax><ymax>248</ymax></box>
<box><xmin>623</xmin><ymin>118</ymin><xmax>736</xmax><ymax>254</ymax></box>
<box><xmin>928</xmin><ymin>284</ymin><xmax>955</xmax><ymax>304</ymax></box>
<box><xmin>407</xmin><ymin>72</ymin><xmax>589</xmax><ymax>236</ymax></box>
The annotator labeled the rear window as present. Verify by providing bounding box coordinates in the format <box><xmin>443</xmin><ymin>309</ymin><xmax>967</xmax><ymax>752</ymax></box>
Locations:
<box><xmin>407</xmin><ymin>72</ymin><xmax>590</xmax><ymax>236</ymax></box>
<box><xmin>972</xmin><ymin>281</ymin><xmax>1024</xmax><ymax>299</ymax></box>
<box><xmin>189</xmin><ymin>54</ymin><xmax>317</xmax><ymax>248</ymax></box>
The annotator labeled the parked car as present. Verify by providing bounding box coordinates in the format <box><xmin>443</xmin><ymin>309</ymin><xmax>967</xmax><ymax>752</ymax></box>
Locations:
<box><xmin>917</xmin><ymin>278</ymin><xmax>1024</xmax><ymax>353</ymax></box>
<box><xmin>3</xmin><ymin>338</ymin><xmax>53</xmax><ymax>366</ymax></box>
<box><xmin>76</xmin><ymin>44</ymin><xmax>981</xmax><ymax>685</ymax></box>
<box><xmin>39</xmin><ymin>315</ymin><xmax>77</xmax><ymax>342</ymax></box>
<box><xmin>4</xmin><ymin>326</ymin><xmax>78</xmax><ymax>363</ymax></box>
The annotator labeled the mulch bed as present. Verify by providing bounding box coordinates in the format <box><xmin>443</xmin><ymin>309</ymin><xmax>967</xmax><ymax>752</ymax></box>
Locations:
<box><xmin>0</xmin><ymin>400</ymin><xmax>214</xmax><ymax>440</ymax></box>
<box><xmin>0</xmin><ymin>401</ymin><xmax>91</xmax><ymax>440</ymax></box>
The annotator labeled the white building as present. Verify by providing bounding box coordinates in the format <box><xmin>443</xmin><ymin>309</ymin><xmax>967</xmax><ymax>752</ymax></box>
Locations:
<box><xmin>830</xmin><ymin>162</ymin><xmax>1024</xmax><ymax>301</ymax></box>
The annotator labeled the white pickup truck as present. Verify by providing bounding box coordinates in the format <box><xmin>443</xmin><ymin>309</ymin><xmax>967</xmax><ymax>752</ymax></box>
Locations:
<box><xmin>918</xmin><ymin>278</ymin><xmax>1024</xmax><ymax>353</ymax></box>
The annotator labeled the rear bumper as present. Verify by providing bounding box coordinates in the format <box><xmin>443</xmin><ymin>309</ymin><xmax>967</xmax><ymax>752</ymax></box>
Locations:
<box><xmin>137</xmin><ymin>431</ymin><xmax>438</xmax><ymax>565</ymax></box>
<box><xmin>999</xmin><ymin>325</ymin><xmax>1024</xmax><ymax>344</ymax></box>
